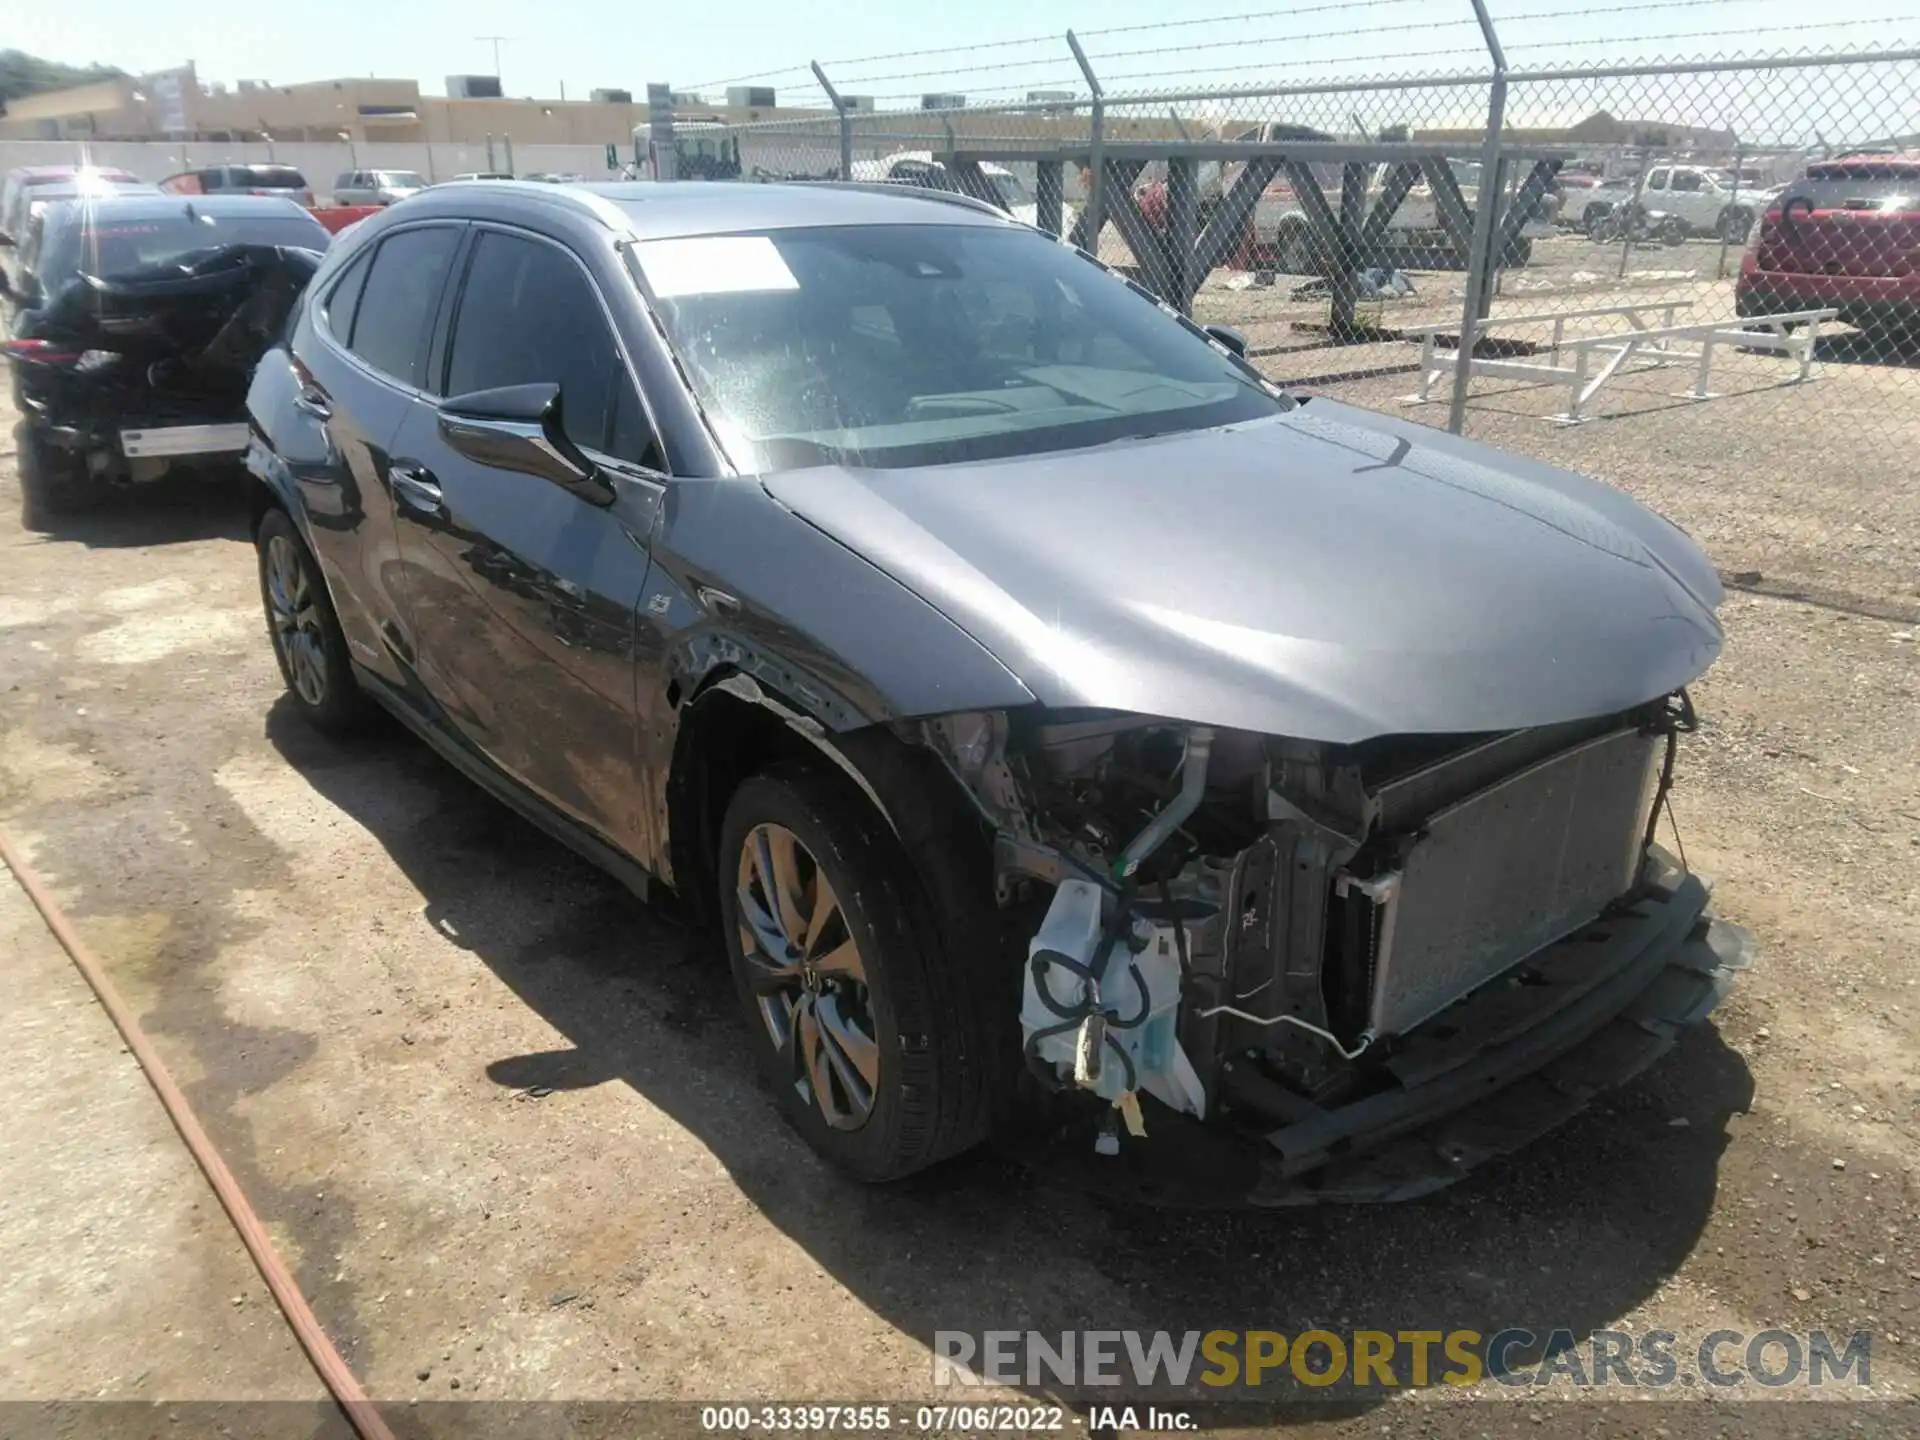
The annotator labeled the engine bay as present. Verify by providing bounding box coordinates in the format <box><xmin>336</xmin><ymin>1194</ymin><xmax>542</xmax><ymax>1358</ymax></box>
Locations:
<box><xmin>923</xmin><ymin>694</ymin><xmax>1692</xmax><ymax>1153</ymax></box>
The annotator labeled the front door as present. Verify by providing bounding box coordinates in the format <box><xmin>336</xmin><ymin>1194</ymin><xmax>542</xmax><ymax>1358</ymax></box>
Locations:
<box><xmin>389</xmin><ymin>225</ymin><xmax>666</xmax><ymax>854</ymax></box>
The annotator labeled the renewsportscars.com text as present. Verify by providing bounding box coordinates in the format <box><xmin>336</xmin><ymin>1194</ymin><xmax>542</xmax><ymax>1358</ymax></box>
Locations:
<box><xmin>933</xmin><ymin>1328</ymin><xmax>1873</xmax><ymax>1391</ymax></box>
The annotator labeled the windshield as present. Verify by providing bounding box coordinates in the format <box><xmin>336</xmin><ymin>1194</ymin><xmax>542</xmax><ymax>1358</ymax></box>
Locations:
<box><xmin>629</xmin><ymin>223</ymin><xmax>1287</xmax><ymax>471</ymax></box>
<box><xmin>990</xmin><ymin>173</ymin><xmax>1033</xmax><ymax>208</ymax></box>
<box><xmin>35</xmin><ymin>208</ymin><xmax>328</xmax><ymax>295</ymax></box>
<box><xmin>376</xmin><ymin>171</ymin><xmax>426</xmax><ymax>189</ymax></box>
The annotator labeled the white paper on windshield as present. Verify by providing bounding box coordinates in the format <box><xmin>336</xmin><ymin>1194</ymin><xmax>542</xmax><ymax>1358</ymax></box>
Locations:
<box><xmin>636</xmin><ymin>235</ymin><xmax>799</xmax><ymax>298</ymax></box>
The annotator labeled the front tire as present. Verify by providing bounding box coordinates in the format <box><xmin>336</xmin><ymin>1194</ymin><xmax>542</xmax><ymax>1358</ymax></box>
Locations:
<box><xmin>255</xmin><ymin>506</ymin><xmax>372</xmax><ymax>733</ymax></box>
<box><xmin>718</xmin><ymin>765</ymin><xmax>992</xmax><ymax>1182</ymax></box>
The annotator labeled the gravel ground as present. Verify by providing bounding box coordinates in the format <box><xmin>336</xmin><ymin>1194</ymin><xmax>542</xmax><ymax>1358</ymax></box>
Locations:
<box><xmin>0</xmin><ymin>342</ymin><xmax>1916</xmax><ymax>1440</ymax></box>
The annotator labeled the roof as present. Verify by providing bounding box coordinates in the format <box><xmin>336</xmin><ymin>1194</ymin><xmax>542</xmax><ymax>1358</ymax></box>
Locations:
<box><xmin>579</xmin><ymin>180</ymin><xmax>1014</xmax><ymax>239</ymax></box>
<box><xmin>1807</xmin><ymin>151</ymin><xmax>1920</xmax><ymax>177</ymax></box>
<box><xmin>371</xmin><ymin>179</ymin><xmax>1016</xmax><ymax>251</ymax></box>
<box><xmin>24</xmin><ymin>180</ymin><xmax>157</xmax><ymax>204</ymax></box>
<box><xmin>7</xmin><ymin>165</ymin><xmax>139</xmax><ymax>184</ymax></box>
<box><xmin>35</xmin><ymin>193</ymin><xmax>326</xmax><ymax>227</ymax></box>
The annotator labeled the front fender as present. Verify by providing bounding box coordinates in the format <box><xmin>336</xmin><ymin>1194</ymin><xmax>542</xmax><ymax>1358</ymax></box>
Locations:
<box><xmin>643</xmin><ymin>476</ymin><xmax>1037</xmax><ymax>731</ymax></box>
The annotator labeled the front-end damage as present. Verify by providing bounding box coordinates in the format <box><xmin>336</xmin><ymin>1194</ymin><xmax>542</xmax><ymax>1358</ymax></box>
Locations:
<box><xmin>920</xmin><ymin>696</ymin><xmax>1752</xmax><ymax>1201</ymax></box>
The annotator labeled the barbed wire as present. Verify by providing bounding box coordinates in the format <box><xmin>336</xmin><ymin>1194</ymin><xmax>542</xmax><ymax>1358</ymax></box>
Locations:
<box><xmin>685</xmin><ymin>0</ymin><xmax>1423</xmax><ymax>91</ymax></box>
<box><xmin>689</xmin><ymin>2</ymin><xmax>1911</xmax><ymax>112</ymax></box>
<box><xmin>829</xmin><ymin>0</ymin><xmax>1801</xmax><ymax>91</ymax></box>
<box><xmin>843</xmin><ymin>15</ymin><xmax>1920</xmax><ymax>104</ymax></box>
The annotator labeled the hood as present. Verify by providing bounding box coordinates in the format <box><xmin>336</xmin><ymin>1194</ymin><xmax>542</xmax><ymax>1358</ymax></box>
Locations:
<box><xmin>760</xmin><ymin>400</ymin><xmax>1724</xmax><ymax>742</ymax></box>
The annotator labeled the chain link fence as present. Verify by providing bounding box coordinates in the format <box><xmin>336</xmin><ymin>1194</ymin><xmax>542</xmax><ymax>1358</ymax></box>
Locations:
<box><xmin>692</xmin><ymin>32</ymin><xmax>1919</xmax><ymax>613</ymax></box>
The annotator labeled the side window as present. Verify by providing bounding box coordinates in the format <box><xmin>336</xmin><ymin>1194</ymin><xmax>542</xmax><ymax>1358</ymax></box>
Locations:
<box><xmin>321</xmin><ymin>248</ymin><xmax>372</xmax><ymax>341</ymax></box>
<box><xmin>348</xmin><ymin>227</ymin><xmax>460</xmax><ymax>386</ymax></box>
<box><xmin>445</xmin><ymin>230</ymin><xmax>652</xmax><ymax>460</ymax></box>
<box><xmin>1671</xmin><ymin>170</ymin><xmax>1703</xmax><ymax>192</ymax></box>
<box><xmin>1646</xmin><ymin>169</ymin><xmax>1668</xmax><ymax>191</ymax></box>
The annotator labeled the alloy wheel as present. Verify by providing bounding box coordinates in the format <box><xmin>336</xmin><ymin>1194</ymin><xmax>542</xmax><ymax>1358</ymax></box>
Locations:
<box><xmin>264</xmin><ymin>533</ymin><xmax>328</xmax><ymax>708</ymax></box>
<box><xmin>735</xmin><ymin>822</ymin><xmax>879</xmax><ymax>1130</ymax></box>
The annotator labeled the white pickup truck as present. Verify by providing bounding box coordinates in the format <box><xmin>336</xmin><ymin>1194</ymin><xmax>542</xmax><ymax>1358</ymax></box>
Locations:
<box><xmin>1577</xmin><ymin>164</ymin><xmax>1785</xmax><ymax>244</ymax></box>
<box><xmin>1255</xmin><ymin>157</ymin><xmax>1561</xmax><ymax>271</ymax></box>
<box><xmin>1638</xmin><ymin>164</ymin><xmax>1781</xmax><ymax>243</ymax></box>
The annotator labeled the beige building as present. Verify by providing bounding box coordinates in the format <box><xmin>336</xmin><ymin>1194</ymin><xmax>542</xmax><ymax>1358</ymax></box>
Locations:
<box><xmin>0</xmin><ymin>65</ymin><xmax>816</xmax><ymax>146</ymax></box>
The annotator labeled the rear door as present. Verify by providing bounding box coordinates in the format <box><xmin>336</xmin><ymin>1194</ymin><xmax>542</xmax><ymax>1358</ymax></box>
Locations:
<box><xmin>387</xmin><ymin>224</ymin><xmax>664</xmax><ymax>850</ymax></box>
<box><xmin>280</xmin><ymin>222</ymin><xmax>465</xmax><ymax>683</ymax></box>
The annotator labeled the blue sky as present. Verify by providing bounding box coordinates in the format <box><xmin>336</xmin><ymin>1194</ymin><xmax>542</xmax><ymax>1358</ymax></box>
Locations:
<box><xmin>9</xmin><ymin>0</ymin><xmax>1913</xmax><ymax>102</ymax></box>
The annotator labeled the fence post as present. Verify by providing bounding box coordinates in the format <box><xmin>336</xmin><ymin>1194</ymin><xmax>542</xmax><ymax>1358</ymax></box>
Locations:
<box><xmin>1717</xmin><ymin>138</ymin><xmax>1744</xmax><ymax>279</ymax></box>
<box><xmin>1618</xmin><ymin>152</ymin><xmax>1649</xmax><ymax>278</ymax></box>
<box><xmin>811</xmin><ymin>61</ymin><xmax>853</xmax><ymax>181</ymax></box>
<box><xmin>1448</xmin><ymin>0</ymin><xmax>1509</xmax><ymax>435</ymax></box>
<box><xmin>1067</xmin><ymin>30</ymin><xmax>1104</xmax><ymax>256</ymax></box>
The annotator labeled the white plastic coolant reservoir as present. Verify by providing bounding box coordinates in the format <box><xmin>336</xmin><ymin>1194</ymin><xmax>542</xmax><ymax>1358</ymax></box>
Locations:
<box><xmin>1020</xmin><ymin>879</ymin><xmax>1207</xmax><ymax>1120</ymax></box>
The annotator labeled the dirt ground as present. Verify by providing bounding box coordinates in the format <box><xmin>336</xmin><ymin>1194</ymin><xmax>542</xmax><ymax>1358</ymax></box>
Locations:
<box><xmin>1</xmin><ymin>326</ymin><xmax>1917</xmax><ymax>1440</ymax></box>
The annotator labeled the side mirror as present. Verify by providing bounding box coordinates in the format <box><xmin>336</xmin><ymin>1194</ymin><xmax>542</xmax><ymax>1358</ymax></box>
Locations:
<box><xmin>437</xmin><ymin>382</ymin><xmax>613</xmax><ymax>505</ymax></box>
<box><xmin>1203</xmin><ymin>323</ymin><xmax>1248</xmax><ymax>357</ymax></box>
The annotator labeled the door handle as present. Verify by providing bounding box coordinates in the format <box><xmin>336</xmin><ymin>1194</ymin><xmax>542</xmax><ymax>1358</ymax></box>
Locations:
<box><xmin>389</xmin><ymin>462</ymin><xmax>444</xmax><ymax>514</ymax></box>
<box><xmin>293</xmin><ymin>387</ymin><xmax>332</xmax><ymax>420</ymax></box>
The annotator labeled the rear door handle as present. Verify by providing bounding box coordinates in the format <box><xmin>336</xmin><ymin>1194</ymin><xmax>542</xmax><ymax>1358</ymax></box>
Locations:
<box><xmin>293</xmin><ymin>387</ymin><xmax>331</xmax><ymax>420</ymax></box>
<box><xmin>389</xmin><ymin>462</ymin><xmax>444</xmax><ymax>514</ymax></box>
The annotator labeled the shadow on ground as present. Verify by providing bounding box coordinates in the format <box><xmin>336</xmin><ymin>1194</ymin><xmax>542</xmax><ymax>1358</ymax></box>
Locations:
<box><xmin>266</xmin><ymin>699</ymin><xmax>1754</xmax><ymax>1411</ymax></box>
<box><xmin>7</xmin><ymin>422</ymin><xmax>250</xmax><ymax>546</ymax></box>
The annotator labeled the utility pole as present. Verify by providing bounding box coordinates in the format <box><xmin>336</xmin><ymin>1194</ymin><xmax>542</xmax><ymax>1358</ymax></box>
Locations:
<box><xmin>475</xmin><ymin>35</ymin><xmax>510</xmax><ymax>88</ymax></box>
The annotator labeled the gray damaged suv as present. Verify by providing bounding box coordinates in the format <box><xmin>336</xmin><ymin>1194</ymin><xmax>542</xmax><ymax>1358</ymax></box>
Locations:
<box><xmin>243</xmin><ymin>180</ymin><xmax>1751</xmax><ymax>1203</ymax></box>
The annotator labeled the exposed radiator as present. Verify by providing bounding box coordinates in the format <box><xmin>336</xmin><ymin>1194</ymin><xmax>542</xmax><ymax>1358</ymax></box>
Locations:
<box><xmin>1350</xmin><ymin>726</ymin><xmax>1662</xmax><ymax>1039</ymax></box>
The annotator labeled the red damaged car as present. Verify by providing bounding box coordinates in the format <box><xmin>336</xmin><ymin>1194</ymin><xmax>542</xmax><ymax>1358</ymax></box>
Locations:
<box><xmin>1736</xmin><ymin>153</ymin><xmax>1920</xmax><ymax>339</ymax></box>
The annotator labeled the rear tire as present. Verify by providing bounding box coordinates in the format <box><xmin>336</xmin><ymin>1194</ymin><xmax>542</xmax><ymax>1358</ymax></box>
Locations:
<box><xmin>717</xmin><ymin>765</ymin><xmax>993</xmax><ymax>1182</ymax></box>
<box><xmin>1717</xmin><ymin>207</ymin><xmax>1754</xmax><ymax>245</ymax></box>
<box><xmin>255</xmin><ymin>506</ymin><xmax>373</xmax><ymax>733</ymax></box>
<box><xmin>1275</xmin><ymin>218</ymin><xmax>1315</xmax><ymax>276</ymax></box>
<box><xmin>17</xmin><ymin>426</ymin><xmax>104</xmax><ymax>528</ymax></box>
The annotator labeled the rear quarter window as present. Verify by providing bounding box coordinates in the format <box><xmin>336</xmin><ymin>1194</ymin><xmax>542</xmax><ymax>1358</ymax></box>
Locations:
<box><xmin>344</xmin><ymin>226</ymin><xmax>461</xmax><ymax>387</ymax></box>
<box><xmin>322</xmin><ymin>248</ymin><xmax>372</xmax><ymax>341</ymax></box>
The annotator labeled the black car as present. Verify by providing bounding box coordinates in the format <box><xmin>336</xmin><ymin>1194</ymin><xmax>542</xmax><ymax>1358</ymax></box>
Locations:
<box><xmin>2</xmin><ymin>193</ymin><xmax>330</xmax><ymax>520</ymax></box>
<box><xmin>244</xmin><ymin>181</ymin><xmax>1750</xmax><ymax>1202</ymax></box>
